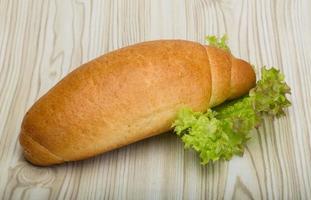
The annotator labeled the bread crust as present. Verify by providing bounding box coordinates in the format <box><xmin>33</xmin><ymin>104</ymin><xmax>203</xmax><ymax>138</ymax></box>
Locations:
<box><xmin>204</xmin><ymin>46</ymin><xmax>232</xmax><ymax>107</ymax></box>
<box><xmin>21</xmin><ymin>40</ymin><xmax>215</xmax><ymax>165</ymax></box>
<box><xmin>19</xmin><ymin>130</ymin><xmax>63</xmax><ymax>166</ymax></box>
<box><xmin>229</xmin><ymin>58</ymin><xmax>256</xmax><ymax>99</ymax></box>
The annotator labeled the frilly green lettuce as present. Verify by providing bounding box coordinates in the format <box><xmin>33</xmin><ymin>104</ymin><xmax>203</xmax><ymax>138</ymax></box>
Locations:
<box><xmin>172</xmin><ymin>67</ymin><xmax>291</xmax><ymax>164</ymax></box>
<box><xmin>205</xmin><ymin>34</ymin><xmax>230</xmax><ymax>52</ymax></box>
<box><xmin>249</xmin><ymin>67</ymin><xmax>291</xmax><ymax>116</ymax></box>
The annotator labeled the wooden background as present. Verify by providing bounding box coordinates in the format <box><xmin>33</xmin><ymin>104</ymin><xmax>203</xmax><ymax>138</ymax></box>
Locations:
<box><xmin>1</xmin><ymin>0</ymin><xmax>311</xmax><ymax>199</ymax></box>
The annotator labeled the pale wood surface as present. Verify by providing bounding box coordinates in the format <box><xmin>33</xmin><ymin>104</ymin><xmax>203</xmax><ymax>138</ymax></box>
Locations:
<box><xmin>1</xmin><ymin>0</ymin><xmax>311</xmax><ymax>199</ymax></box>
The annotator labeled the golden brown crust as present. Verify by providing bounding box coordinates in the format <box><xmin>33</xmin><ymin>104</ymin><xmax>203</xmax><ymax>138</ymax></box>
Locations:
<box><xmin>20</xmin><ymin>40</ymin><xmax>212</xmax><ymax>165</ymax></box>
<box><xmin>19</xmin><ymin>130</ymin><xmax>63</xmax><ymax>166</ymax></box>
<box><xmin>229</xmin><ymin>58</ymin><xmax>256</xmax><ymax>99</ymax></box>
<box><xmin>19</xmin><ymin>40</ymin><xmax>255</xmax><ymax>166</ymax></box>
<box><xmin>204</xmin><ymin>46</ymin><xmax>232</xmax><ymax>107</ymax></box>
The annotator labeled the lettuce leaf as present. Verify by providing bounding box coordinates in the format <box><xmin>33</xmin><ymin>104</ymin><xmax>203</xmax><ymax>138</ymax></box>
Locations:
<box><xmin>205</xmin><ymin>34</ymin><xmax>230</xmax><ymax>52</ymax></box>
<box><xmin>172</xmin><ymin>67</ymin><xmax>291</xmax><ymax>164</ymax></box>
<box><xmin>249</xmin><ymin>67</ymin><xmax>291</xmax><ymax>116</ymax></box>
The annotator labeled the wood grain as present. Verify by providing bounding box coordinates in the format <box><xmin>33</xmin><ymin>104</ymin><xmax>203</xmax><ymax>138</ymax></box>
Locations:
<box><xmin>1</xmin><ymin>0</ymin><xmax>311</xmax><ymax>199</ymax></box>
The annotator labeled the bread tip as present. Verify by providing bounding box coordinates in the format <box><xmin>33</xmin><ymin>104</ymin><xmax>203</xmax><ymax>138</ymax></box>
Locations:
<box><xmin>229</xmin><ymin>58</ymin><xmax>256</xmax><ymax>99</ymax></box>
<box><xmin>19</xmin><ymin>129</ymin><xmax>64</xmax><ymax>166</ymax></box>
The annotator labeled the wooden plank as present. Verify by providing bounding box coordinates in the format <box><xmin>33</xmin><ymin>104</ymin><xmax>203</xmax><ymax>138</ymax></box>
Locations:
<box><xmin>0</xmin><ymin>0</ymin><xmax>310</xmax><ymax>199</ymax></box>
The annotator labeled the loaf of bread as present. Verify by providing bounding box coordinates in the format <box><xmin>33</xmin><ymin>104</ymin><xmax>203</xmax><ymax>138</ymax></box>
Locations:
<box><xmin>19</xmin><ymin>40</ymin><xmax>256</xmax><ymax>166</ymax></box>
